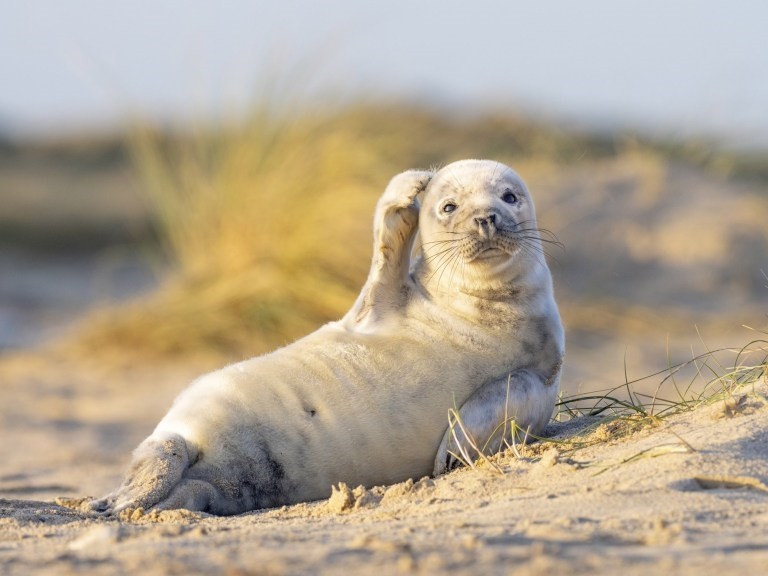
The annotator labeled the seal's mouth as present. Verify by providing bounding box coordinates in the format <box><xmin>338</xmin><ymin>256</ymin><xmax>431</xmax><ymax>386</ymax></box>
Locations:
<box><xmin>474</xmin><ymin>246</ymin><xmax>507</xmax><ymax>260</ymax></box>
<box><xmin>468</xmin><ymin>240</ymin><xmax>517</xmax><ymax>263</ymax></box>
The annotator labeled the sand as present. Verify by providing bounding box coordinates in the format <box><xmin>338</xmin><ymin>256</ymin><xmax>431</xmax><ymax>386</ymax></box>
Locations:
<box><xmin>1</xmin><ymin>350</ymin><xmax>767</xmax><ymax>575</ymax></box>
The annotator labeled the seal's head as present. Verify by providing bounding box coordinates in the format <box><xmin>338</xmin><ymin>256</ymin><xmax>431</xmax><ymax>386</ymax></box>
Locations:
<box><xmin>416</xmin><ymin>159</ymin><xmax>547</xmax><ymax>294</ymax></box>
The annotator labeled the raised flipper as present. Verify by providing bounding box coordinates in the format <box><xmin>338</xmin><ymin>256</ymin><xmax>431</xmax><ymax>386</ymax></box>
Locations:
<box><xmin>433</xmin><ymin>369</ymin><xmax>559</xmax><ymax>476</ymax></box>
<box><xmin>343</xmin><ymin>169</ymin><xmax>433</xmax><ymax>331</ymax></box>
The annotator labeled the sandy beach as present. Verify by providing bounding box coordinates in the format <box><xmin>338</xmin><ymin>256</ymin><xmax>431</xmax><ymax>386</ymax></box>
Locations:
<box><xmin>1</xmin><ymin>347</ymin><xmax>766</xmax><ymax>575</ymax></box>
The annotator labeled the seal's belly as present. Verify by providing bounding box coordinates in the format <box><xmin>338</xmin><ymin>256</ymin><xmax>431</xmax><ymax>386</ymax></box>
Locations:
<box><xmin>157</xmin><ymin>319</ymin><xmax>511</xmax><ymax>502</ymax></box>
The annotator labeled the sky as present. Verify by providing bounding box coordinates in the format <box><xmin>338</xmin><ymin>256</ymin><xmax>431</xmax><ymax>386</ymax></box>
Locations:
<box><xmin>1</xmin><ymin>0</ymin><xmax>767</xmax><ymax>147</ymax></box>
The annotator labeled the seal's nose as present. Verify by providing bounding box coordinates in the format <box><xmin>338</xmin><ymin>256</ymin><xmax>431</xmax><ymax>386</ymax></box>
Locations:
<box><xmin>475</xmin><ymin>214</ymin><xmax>496</xmax><ymax>238</ymax></box>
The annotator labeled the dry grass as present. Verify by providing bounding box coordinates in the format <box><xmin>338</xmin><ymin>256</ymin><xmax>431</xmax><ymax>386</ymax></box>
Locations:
<box><xmin>72</xmin><ymin>101</ymin><xmax>623</xmax><ymax>360</ymax></box>
<box><xmin>442</xmin><ymin>337</ymin><xmax>768</xmax><ymax>473</ymax></box>
<box><xmin>65</xmin><ymin>96</ymin><xmax>767</xmax><ymax>376</ymax></box>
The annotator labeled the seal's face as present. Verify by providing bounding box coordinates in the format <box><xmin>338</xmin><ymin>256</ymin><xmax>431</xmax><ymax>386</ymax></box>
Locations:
<box><xmin>418</xmin><ymin>160</ymin><xmax>541</xmax><ymax>286</ymax></box>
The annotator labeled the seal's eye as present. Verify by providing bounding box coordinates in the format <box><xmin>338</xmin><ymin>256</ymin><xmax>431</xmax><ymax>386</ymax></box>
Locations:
<box><xmin>442</xmin><ymin>202</ymin><xmax>457</xmax><ymax>214</ymax></box>
<box><xmin>502</xmin><ymin>189</ymin><xmax>518</xmax><ymax>204</ymax></box>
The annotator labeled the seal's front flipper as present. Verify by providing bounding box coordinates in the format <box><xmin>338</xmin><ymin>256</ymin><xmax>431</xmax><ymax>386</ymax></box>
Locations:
<box><xmin>343</xmin><ymin>170</ymin><xmax>433</xmax><ymax>330</ymax></box>
<box><xmin>433</xmin><ymin>370</ymin><xmax>558</xmax><ymax>476</ymax></box>
<box><xmin>89</xmin><ymin>432</ymin><xmax>191</xmax><ymax>515</ymax></box>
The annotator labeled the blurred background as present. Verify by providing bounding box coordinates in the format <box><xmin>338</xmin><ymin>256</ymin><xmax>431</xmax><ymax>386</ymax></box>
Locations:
<box><xmin>1</xmin><ymin>0</ymin><xmax>767</xmax><ymax>395</ymax></box>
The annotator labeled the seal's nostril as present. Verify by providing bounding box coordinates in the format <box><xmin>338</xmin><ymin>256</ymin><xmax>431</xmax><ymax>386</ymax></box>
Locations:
<box><xmin>474</xmin><ymin>214</ymin><xmax>496</xmax><ymax>228</ymax></box>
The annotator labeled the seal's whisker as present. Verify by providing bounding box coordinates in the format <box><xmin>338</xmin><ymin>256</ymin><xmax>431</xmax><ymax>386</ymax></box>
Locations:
<box><xmin>515</xmin><ymin>236</ymin><xmax>549</xmax><ymax>255</ymax></box>
<box><xmin>427</xmin><ymin>254</ymin><xmax>459</xmax><ymax>280</ymax></box>
<box><xmin>424</xmin><ymin>244</ymin><xmax>460</xmax><ymax>268</ymax></box>
<box><xmin>421</xmin><ymin>239</ymin><xmax>460</xmax><ymax>248</ymax></box>
<box><xmin>421</xmin><ymin>237</ymin><xmax>461</xmax><ymax>249</ymax></box>
<box><xmin>426</xmin><ymin>247</ymin><xmax>461</xmax><ymax>285</ymax></box>
<box><xmin>537</xmin><ymin>238</ymin><xmax>565</xmax><ymax>250</ymax></box>
<box><xmin>517</xmin><ymin>236</ymin><xmax>565</xmax><ymax>260</ymax></box>
<box><xmin>421</xmin><ymin>243</ymin><xmax>458</xmax><ymax>256</ymax></box>
<box><xmin>514</xmin><ymin>228</ymin><xmax>563</xmax><ymax>247</ymax></box>
<box><xmin>437</xmin><ymin>252</ymin><xmax>459</xmax><ymax>288</ymax></box>
<box><xmin>536</xmin><ymin>227</ymin><xmax>562</xmax><ymax>240</ymax></box>
<box><xmin>448</xmin><ymin>247</ymin><xmax>464</xmax><ymax>288</ymax></box>
<box><xmin>512</xmin><ymin>219</ymin><xmax>539</xmax><ymax>229</ymax></box>
<box><xmin>514</xmin><ymin>234</ymin><xmax>560</xmax><ymax>252</ymax></box>
<box><xmin>420</xmin><ymin>233</ymin><xmax>469</xmax><ymax>256</ymax></box>
<box><xmin>517</xmin><ymin>241</ymin><xmax>546</xmax><ymax>266</ymax></box>
<box><xmin>500</xmin><ymin>224</ymin><xmax>565</xmax><ymax>254</ymax></box>
<box><xmin>509</xmin><ymin>223</ymin><xmax>564</xmax><ymax>247</ymax></box>
<box><xmin>517</xmin><ymin>238</ymin><xmax>559</xmax><ymax>265</ymax></box>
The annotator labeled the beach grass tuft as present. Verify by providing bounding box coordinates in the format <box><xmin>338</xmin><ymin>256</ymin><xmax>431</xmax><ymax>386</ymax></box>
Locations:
<box><xmin>73</xmin><ymin>101</ymin><xmax>620</xmax><ymax>360</ymax></box>
<box><xmin>440</xmin><ymin>337</ymin><xmax>768</xmax><ymax>474</ymax></box>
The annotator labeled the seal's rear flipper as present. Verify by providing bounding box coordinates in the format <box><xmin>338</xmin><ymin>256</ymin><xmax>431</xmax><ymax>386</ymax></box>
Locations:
<box><xmin>89</xmin><ymin>432</ymin><xmax>191</xmax><ymax>515</ymax></box>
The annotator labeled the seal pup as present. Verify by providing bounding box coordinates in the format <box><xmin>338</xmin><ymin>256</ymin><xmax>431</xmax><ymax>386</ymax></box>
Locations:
<box><xmin>90</xmin><ymin>159</ymin><xmax>564</xmax><ymax>515</ymax></box>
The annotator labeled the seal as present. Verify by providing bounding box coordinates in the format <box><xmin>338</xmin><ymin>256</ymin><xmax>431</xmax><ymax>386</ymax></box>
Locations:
<box><xmin>90</xmin><ymin>159</ymin><xmax>564</xmax><ymax>515</ymax></box>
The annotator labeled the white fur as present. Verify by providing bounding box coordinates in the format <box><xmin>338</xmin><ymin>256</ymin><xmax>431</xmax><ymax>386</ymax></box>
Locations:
<box><xmin>92</xmin><ymin>160</ymin><xmax>564</xmax><ymax>515</ymax></box>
